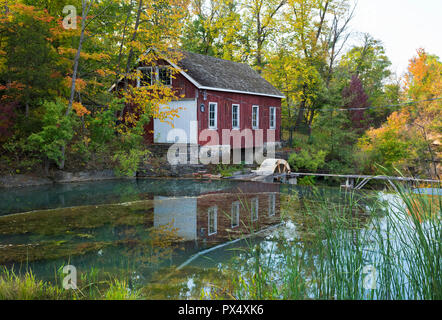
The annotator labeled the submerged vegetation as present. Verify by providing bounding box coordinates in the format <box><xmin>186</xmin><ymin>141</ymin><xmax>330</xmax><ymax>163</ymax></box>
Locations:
<box><xmin>0</xmin><ymin>182</ymin><xmax>440</xmax><ymax>300</ymax></box>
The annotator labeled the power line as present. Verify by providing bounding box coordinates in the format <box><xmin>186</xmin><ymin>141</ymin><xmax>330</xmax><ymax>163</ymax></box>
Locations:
<box><xmin>304</xmin><ymin>97</ymin><xmax>442</xmax><ymax>112</ymax></box>
<box><xmin>203</xmin><ymin>90</ymin><xmax>441</xmax><ymax>113</ymax></box>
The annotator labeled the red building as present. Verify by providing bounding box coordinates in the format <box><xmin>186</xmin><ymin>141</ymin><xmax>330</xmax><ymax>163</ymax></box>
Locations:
<box><xmin>134</xmin><ymin>50</ymin><xmax>285</xmax><ymax>150</ymax></box>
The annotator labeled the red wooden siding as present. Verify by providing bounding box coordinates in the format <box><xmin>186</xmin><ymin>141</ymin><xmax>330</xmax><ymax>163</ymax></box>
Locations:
<box><xmin>140</xmin><ymin>60</ymin><xmax>282</xmax><ymax>148</ymax></box>
<box><xmin>196</xmin><ymin>90</ymin><xmax>281</xmax><ymax>148</ymax></box>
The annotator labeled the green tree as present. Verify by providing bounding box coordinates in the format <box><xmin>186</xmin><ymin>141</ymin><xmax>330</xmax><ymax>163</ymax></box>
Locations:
<box><xmin>27</xmin><ymin>100</ymin><xmax>77</xmax><ymax>169</ymax></box>
<box><xmin>0</xmin><ymin>4</ymin><xmax>62</xmax><ymax>117</ymax></box>
<box><xmin>338</xmin><ymin>34</ymin><xmax>396</xmax><ymax>126</ymax></box>
<box><xmin>182</xmin><ymin>0</ymin><xmax>242</xmax><ymax>60</ymax></box>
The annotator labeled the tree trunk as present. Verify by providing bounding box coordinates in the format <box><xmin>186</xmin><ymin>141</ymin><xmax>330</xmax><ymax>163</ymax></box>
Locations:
<box><xmin>44</xmin><ymin>157</ymin><xmax>50</xmax><ymax>175</ymax></box>
<box><xmin>307</xmin><ymin>108</ymin><xmax>315</xmax><ymax>136</ymax></box>
<box><xmin>294</xmin><ymin>105</ymin><xmax>305</xmax><ymax>132</ymax></box>
<box><xmin>66</xmin><ymin>0</ymin><xmax>91</xmax><ymax>116</ymax></box>
<box><xmin>61</xmin><ymin>0</ymin><xmax>92</xmax><ymax>170</ymax></box>
<box><xmin>119</xmin><ymin>0</ymin><xmax>143</xmax><ymax>119</ymax></box>
<box><xmin>114</xmin><ymin>3</ymin><xmax>133</xmax><ymax>85</ymax></box>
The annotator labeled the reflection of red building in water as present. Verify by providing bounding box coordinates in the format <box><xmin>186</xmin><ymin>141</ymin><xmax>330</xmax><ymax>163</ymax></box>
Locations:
<box><xmin>197</xmin><ymin>192</ymin><xmax>280</xmax><ymax>243</ymax></box>
<box><xmin>153</xmin><ymin>182</ymin><xmax>280</xmax><ymax>242</ymax></box>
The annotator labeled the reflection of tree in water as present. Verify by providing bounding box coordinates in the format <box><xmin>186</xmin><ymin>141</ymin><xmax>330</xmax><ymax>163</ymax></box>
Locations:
<box><xmin>120</xmin><ymin>221</ymin><xmax>184</xmax><ymax>276</ymax></box>
<box><xmin>141</xmin><ymin>266</ymin><xmax>234</xmax><ymax>299</ymax></box>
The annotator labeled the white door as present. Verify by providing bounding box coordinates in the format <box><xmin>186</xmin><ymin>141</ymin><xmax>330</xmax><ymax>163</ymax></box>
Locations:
<box><xmin>154</xmin><ymin>99</ymin><xmax>197</xmax><ymax>143</ymax></box>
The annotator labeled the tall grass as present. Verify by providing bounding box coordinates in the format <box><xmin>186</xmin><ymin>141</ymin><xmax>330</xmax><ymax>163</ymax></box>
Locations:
<box><xmin>0</xmin><ymin>267</ymin><xmax>141</xmax><ymax>300</ymax></box>
<box><xmin>227</xmin><ymin>182</ymin><xmax>441</xmax><ymax>300</ymax></box>
<box><xmin>0</xmin><ymin>269</ymin><xmax>64</xmax><ymax>300</ymax></box>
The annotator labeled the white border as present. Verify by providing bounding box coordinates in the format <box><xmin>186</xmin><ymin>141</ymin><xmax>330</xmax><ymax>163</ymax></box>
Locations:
<box><xmin>269</xmin><ymin>106</ymin><xmax>276</xmax><ymax>129</ymax></box>
<box><xmin>208</xmin><ymin>102</ymin><xmax>218</xmax><ymax>130</ymax></box>
<box><xmin>232</xmin><ymin>104</ymin><xmax>240</xmax><ymax>129</ymax></box>
<box><xmin>252</xmin><ymin>105</ymin><xmax>259</xmax><ymax>129</ymax></box>
<box><xmin>208</xmin><ymin>206</ymin><xmax>218</xmax><ymax>236</ymax></box>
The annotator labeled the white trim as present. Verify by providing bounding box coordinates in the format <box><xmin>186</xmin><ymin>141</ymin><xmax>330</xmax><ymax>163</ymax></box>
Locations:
<box><xmin>137</xmin><ymin>66</ymin><xmax>172</xmax><ymax>87</ymax></box>
<box><xmin>164</xmin><ymin>52</ymin><xmax>284</xmax><ymax>98</ymax></box>
<box><xmin>137</xmin><ymin>66</ymin><xmax>153</xmax><ymax>87</ymax></box>
<box><xmin>199</xmin><ymin>86</ymin><xmax>285</xmax><ymax>99</ymax></box>
<box><xmin>109</xmin><ymin>47</ymin><xmax>286</xmax><ymax>99</ymax></box>
<box><xmin>208</xmin><ymin>102</ymin><xmax>218</xmax><ymax>130</ymax></box>
<box><xmin>268</xmin><ymin>194</ymin><xmax>276</xmax><ymax>216</ymax></box>
<box><xmin>232</xmin><ymin>104</ymin><xmax>240</xmax><ymax>129</ymax></box>
<box><xmin>158</xmin><ymin>65</ymin><xmax>172</xmax><ymax>86</ymax></box>
<box><xmin>251</xmin><ymin>197</ymin><xmax>259</xmax><ymax>221</ymax></box>
<box><xmin>269</xmin><ymin>106</ymin><xmax>276</xmax><ymax>129</ymax></box>
<box><xmin>231</xmin><ymin>201</ymin><xmax>240</xmax><ymax>228</ymax></box>
<box><xmin>165</xmin><ymin>59</ymin><xmax>203</xmax><ymax>89</ymax></box>
<box><xmin>252</xmin><ymin>105</ymin><xmax>259</xmax><ymax>129</ymax></box>
<box><xmin>208</xmin><ymin>206</ymin><xmax>218</xmax><ymax>236</ymax></box>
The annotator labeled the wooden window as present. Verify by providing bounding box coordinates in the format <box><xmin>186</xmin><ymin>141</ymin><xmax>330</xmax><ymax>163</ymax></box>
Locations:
<box><xmin>268</xmin><ymin>194</ymin><xmax>276</xmax><ymax>216</ymax></box>
<box><xmin>251</xmin><ymin>197</ymin><xmax>259</xmax><ymax>221</ymax></box>
<box><xmin>137</xmin><ymin>66</ymin><xmax>171</xmax><ymax>87</ymax></box>
<box><xmin>269</xmin><ymin>107</ymin><xmax>276</xmax><ymax>129</ymax></box>
<box><xmin>252</xmin><ymin>105</ymin><xmax>259</xmax><ymax>129</ymax></box>
<box><xmin>232</xmin><ymin>104</ymin><xmax>240</xmax><ymax>129</ymax></box>
<box><xmin>208</xmin><ymin>206</ymin><xmax>218</xmax><ymax>235</ymax></box>
<box><xmin>231</xmin><ymin>201</ymin><xmax>240</xmax><ymax>228</ymax></box>
<box><xmin>137</xmin><ymin>67</ymin><xmax>153</xmax><ymax>87</ymax></box>
<box><xmin>209</xmin><ymin>102</ymin><xmax>217</xmax><ymax>129</ymax></box>
<box><xmin>158</xmin><ymin>66</ymin><xmax>172</xmax><ymax>86</ymax></box>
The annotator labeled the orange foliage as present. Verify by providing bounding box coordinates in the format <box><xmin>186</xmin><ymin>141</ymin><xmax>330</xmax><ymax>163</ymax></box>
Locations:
<box><xmin>64</xmin><ymin>77</ymin><xmax>87</xmax><ymax>92</ymax></box>
<box><xmin>72</xmin><ymin>102</ymin><xmax>90</xmax><ymax>117</ymax></box>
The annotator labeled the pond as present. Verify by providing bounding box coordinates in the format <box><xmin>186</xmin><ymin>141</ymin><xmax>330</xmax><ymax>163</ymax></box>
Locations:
<box><xmin>0</xmin><ymin>178</ymin><xmax>440</xmax><ymax>299</ymax></box>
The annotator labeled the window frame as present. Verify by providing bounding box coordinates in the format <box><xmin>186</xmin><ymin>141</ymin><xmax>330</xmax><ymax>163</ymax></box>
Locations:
<box><xmin>158</xmin><ymin>66</ymin><xmax>172</xmax><ymax>86</ymax></box>
<box><xmin>252</xmin><ymin>105</ymin><xmax>259</xmax><ymax>129</ymax></box>
<box><xmin>251</xmin><ymin>197</ymin><xmax>259</xmax><ymax>222</ymax></box>
<box><xmin>137</xmin><ymin>66</ymin><xmax>153</xmax><ymax>87</ymax></box>
<box><xmin>232</xmin><ymin>104</ymin><xmax>240</xmax><ymax>130</ymax></box>
<box><xmin>208</xmin><ymin>206</ymin><xmax>218</xmax><ymax>236</ymax></box>
<box><xmin>269</xmin><ymin>107</ymin><xmax>276</xmax><ymax>130</ymax></box>
<box><xmin>231</xmin><ymin>201</ymin><xmax>240</xmax><ymax>228</ymax></box>
<box><xmin>208</xmin><ymin>102</ymin><xmax>218</xmax><ymax>130</ymax></box>
<box><xmin>268</xmin><ymin>194</ymin><xmax>276</xmax><ymax>216</ymax></box>
<box><xmin>137</xmin><ymin>65</ymin><xmax>172</xmax><ymax>87</ymax></box>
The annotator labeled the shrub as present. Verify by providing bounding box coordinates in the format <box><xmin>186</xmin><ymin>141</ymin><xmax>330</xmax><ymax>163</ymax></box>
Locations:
<box><xmin>288</xmin><ymin>149</ymin><xmax>327</xmax><ymax>172</ymax></box>
<box><xmin>27</xmin><ymin>99</ymin><xmax>77</xmax><ymax>167</ymax></box>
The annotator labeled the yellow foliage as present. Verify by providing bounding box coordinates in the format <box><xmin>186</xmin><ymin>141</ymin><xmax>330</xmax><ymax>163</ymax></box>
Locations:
<box><xmin>72</xmin><ymin>102</ymin><xmax>90</xmax><ymax>117</ymax></box>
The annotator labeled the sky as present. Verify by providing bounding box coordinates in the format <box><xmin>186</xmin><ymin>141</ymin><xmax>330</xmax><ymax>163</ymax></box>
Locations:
<box><xmin>349</xmin><ymin>0</ymin><xmax>442</xmax><ymax>77</ymax></box>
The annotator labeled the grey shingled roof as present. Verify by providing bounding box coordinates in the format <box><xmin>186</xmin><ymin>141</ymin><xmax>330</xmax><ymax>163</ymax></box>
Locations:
<box><xmin>177</xmin><ymin>51</ymin><xmax>284</xmax><ymax>98</ymax></box>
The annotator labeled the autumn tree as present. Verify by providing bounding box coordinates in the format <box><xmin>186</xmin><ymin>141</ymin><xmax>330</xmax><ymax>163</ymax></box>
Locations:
<box><xmin>339</xmin><ymin>33</ymin><xmax>395</xmax><ymax>127</ymax></box>
<box><xmin>403</xmin><ymin>49</ymin><xmax>442</xmax><ymax>178</ymax></box>
<box><xmin>116</xmin><ymin>0</ymin><xmax>189</xmax><ymax>125</ymax></box>
<box><xmin>358</xmin><ymin>49</ymin><xmax>441</xmax><ymax>179</ymax></box>
<box><xmin>0</xmin><ymin>3</ymin><xmax>62</xmax><ymax>118</ymax></box>
<box><xmin>342</xmin><ymin>74</ymin><xmax>369</xmax><ymax>131</ymax></box>
<box><xmin>0</xmin><ymin>0</ymin><xmax>190</xmax><ymax>174</ymax></box>
<box><xmin>241</xmin><ymin>0</ymin><xmax>286</xmax><ymax>72</ymax></box>
<box><xmin>182</xmin><ymin>0</ymin><xmax>242</xmax><ymax>60</ymax></box>
<box><xmin>268</xmin><ymin>0</ymin><xmax>355</xmax><ymax>136</ymax></box>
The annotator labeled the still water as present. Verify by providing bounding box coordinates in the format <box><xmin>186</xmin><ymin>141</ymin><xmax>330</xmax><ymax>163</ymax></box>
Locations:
<box><xmin>0</xmin><ymin>179</ymin><xmax>345</xmax><ymax>282</ymax></box>
<box><xmin>0</xmin><ymin>180</ymin><xmax>290</xmax><ymax>279</ymax></box>
<box><xmin>1</xmin><ymin>178</ymin><xmax>436</xmax><ymax>299</ymax></box>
